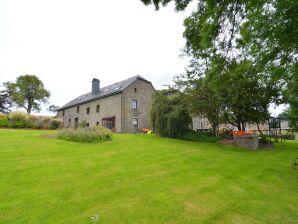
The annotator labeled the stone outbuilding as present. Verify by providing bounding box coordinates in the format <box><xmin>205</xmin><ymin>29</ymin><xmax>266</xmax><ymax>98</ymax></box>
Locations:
<box><xmin>57</xmin><ymin>75</ymin><xmax>155</xmax><ymax>132</ymax></box>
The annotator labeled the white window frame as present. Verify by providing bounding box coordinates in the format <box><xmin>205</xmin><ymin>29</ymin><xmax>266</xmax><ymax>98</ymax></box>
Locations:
<box><xmin>133</xmin><ymin>117</ymin><xmax>139</xmax><ymax>129</ymax></box>
<box><xmin>132</xmin><ymin>99</ymin><xmax>137</xmax><ymax>109</ymax></box>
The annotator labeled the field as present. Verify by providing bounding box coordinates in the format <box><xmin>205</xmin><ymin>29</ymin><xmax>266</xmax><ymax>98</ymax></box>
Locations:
<box><xmin>0</xmin><ymin>129</ymin><xmax>298</xmax><ymax>224</ymax></box>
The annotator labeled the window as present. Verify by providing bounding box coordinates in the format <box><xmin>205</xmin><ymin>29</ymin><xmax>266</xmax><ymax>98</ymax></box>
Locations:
<box><xmin>86</xmin><ymin>123</ymin><xmax>90</xmax><ymax>127</ymax></box>
<box><xmin>133</xmin><ymin>117</ymin><xmax>139</xmax><ymax>129</ymax></box>
<box><xmin>74</xmin><ymin>118</ymin><xmax>79</xmax><ymax>128</ymax></box>
<box><xmin>68</xmin><ymin>118</ymin><xmax>71</xmax><ymax>127</ymax></box>
<box><xmin>86</xmin><ymin>107</ymin><xmax>90</xmax><ymax>115</ymax></box>
<box><xmin>132</xmin><ymin>100</ymin><xmax>137</xmax><ymax>109</ymax></box>
<box><xmin>96</xmin><ymin>121</ymin><xmax>99</xmax><ymax>126</ymax></box>
<box><xmin>62</xmin><ymin>110</ymin><xmax>65</xmax><ymax>116</ymax></box>
<box><xmin>96</xmin><ymin>105</ymin><xmax>100</xmax><ymax>113</ymax></box>
<box><xmin>134</xmin><ymin>88</ymin><xmax>137</xmax><ymax>93</ymax></box>
<box><xmin>76</xmin><ymin>106</ymin><xmax>80</xmax><ymax>113</ymax></box>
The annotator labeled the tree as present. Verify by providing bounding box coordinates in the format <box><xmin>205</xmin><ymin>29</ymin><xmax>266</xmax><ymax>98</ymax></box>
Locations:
<box><xmin>48</xmin><ymin>104</ymin><xmax>60</xmax><ymax>114</ymax></box>
<box><xmin>175</xmin><ymin>59</ymin><xmax>277</xmax><ymax>133</ymax></box>
<box><xmin>140</xmin><ymin>0</ymin><xmax>192</xmax><ymax>11</ymax></box>
<box><xmin>141</xmin><ymin>0</ymin><xmax>296</xmax><ymax>133</ymax></box>
<box><xmin>0</xmin><ymin>89</ymin><xmax>12</xmax><ymax>114</ymax></box>
<box><xmin>215</xmin><ymin>60</ymin><xmax>279</xmax><ymax>130</ymax></box>
<box><xmin>141</xmin><ymin>0</ymin><xmax>297</xmax><ymax>112</ymax></box>
<box><xmin>175</xmin><ymin>75</ymin><xmax>221</xmax><ymax>136</ymax></box>
<box><xmin>150</xmin><ymin>90</ymin><xmax>192</xmax><ymax>137</ymax></box>
<box><xmin>283</xmin><ymin>63</ymin><xmax>298</xmax><ymax>128</ymax></box>
<box><xmin>4</xmin><ymin>75</ymin><xmax>50</xmax><ymax>114</ymax></box>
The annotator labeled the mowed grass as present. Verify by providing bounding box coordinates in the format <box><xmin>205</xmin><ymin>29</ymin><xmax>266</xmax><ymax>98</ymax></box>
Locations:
<box><xmin>0</xmin><ymin>129</ymin><xmax>298</xmax><ymax>224</ymax></box>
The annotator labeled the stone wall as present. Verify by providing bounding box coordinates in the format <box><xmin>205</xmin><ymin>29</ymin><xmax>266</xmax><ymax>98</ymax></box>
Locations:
<box><xmin>57</xmin><ymin>94</ymin><xmax>122</xmax><ymax>132</ymax></box>
<box><xmin>233</xmin><ymin>135</ymin><xmax>259</xmax><ymax>150</ymax></box>
<box><xmin>121</xmin><ymin>79</ymin><xmax>155</xmax><ymax>132</ymax></box>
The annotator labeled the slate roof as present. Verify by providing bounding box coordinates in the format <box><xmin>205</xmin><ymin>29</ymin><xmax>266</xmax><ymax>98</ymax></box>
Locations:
<box><xmin>58</xmin><ymin>75</ymin><xmax>152</xmax><ymax>110</ymax></box>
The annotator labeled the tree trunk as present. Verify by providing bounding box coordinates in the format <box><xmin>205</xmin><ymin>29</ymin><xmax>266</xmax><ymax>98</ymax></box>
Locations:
<box><xmin>237</xmin><ymin>122</ymin><xmax>241</xmax><ymax>131</ymax></box>
<box><xmin>27</xmin><ymin>105</ymin><xmax>32</xmax><ymax>114</ymax></box>
<box><xmin>212</xmin><ymin>125</ymin><xmax>218</xmax><ymax>137</ymax></box>
<box><xmin>257</xmin><ymin>123</ymin><xmax>264</xmax><ymax>136</ymax></box>
<box><xmin>241</xmin><ymin>122</ymin><xmax>246</xmax><ymax>131</ymax></box>
<box><xmin>27</xmin><ymin>98</ymin><xmax>33</xmax><ymax>114</ymax></box>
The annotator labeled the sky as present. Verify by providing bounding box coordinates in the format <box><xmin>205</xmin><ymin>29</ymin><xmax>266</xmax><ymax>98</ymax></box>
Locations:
<box><xmin>0</xmin><ymin>0</ymin><xmax>285</xmax><ymax>116</ymax></box>
<box><xmin>0</xmin><ymin>0</ymin><xmax>198</xmax><ymax>115</ymax></box>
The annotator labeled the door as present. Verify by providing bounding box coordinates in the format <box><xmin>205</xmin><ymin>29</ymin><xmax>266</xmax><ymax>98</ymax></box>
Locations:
<box><xmin>102</xmin><ymin>116</ymin><xmax>115</xmax><ymax>131</ymax></box>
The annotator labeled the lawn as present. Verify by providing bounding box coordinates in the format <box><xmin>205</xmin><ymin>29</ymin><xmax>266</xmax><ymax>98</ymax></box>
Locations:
<box><xmin>0</xmin><ymin>129</ymin><xmax>298</xmax><ymax>224</ymax></box>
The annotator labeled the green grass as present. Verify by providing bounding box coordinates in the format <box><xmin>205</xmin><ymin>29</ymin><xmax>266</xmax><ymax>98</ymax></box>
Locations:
<box><xmin>0</xmin><ymin>129</ymin><xmax>298</xmax><ymax>224</ymax></box>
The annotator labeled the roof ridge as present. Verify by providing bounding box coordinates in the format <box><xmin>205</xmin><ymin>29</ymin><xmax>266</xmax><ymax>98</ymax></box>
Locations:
<box><xmin>58</xmin><ymin>75</ymin><xmax>149</xmax><ymax>110</ymax></box>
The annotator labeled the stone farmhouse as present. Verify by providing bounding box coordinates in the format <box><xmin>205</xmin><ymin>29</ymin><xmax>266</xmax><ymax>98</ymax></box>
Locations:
<box><xmin>57</xmin><ymin>75</ymin><xmax>155</xmax><ymax>132</ymax></box>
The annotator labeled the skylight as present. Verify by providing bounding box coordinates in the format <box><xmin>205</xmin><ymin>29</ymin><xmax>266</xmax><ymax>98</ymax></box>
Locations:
<box><xmin>77</xmin><ymin>94</ymin><xmax>88</xmax><ymax>100</ymax></box>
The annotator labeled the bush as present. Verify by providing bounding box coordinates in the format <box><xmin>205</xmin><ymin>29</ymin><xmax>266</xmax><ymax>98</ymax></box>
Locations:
<box><xmin>40</xmin><ymin>116</ymin><xmax>52</xmax><ymax>129</ymax></box>
<box><xmin>28</xmin><ymin>115</ymin><xmax>60</xmax><ymax>129</ymax></box>
<box><xmin>8</xmin><ymin>111</ymin><xmax>30</xmax><ymax>128</ymax></box>
<box><xmin>282</xmin><ymin>134</ymin><xmax>295</xmax><ymax>140</ymax></box>
<box><xmin>178</xmin><ymin>130</ymin><xmax>220</xmax><ymax>143</ymax></box>
<box><xmin>2</xmin><ymin>111</ymin><xmax>61</xmax><ymax>129</ymax></box>
<box><xmin>79</xmin><ymin>120</ymin><xmax>87</xmax><ymax>128</ymax></box>
<box><xmin>0</xmin><ymin>113</ymin><xmax>9</xmax><ymax>127</ymax></box>
<box><xmin>50</xmin><ymin>118</ymin><xmax>62</xmax><ymax>129</ymax></box>
<box><xmin>57</xmin><ymin>126</ymin><xmax>112</xmax><ymax>143</ymax></box>
<box><xmin>28</xmin><ymin>115</ymin><xmax>38</xmax><ymax>128</ymax></box>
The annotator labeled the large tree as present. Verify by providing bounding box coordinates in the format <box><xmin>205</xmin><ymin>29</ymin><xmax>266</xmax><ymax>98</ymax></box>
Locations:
<box><xmin>4</xmin><ymin>75</ymin><xmax>50</xmax><ymax>114</ymax></box>
<box><xmin>150</xmin><ymin>90</ymin><xmax>192</xmax><ymax>137</ymax></box>
<box><xmin>214</xmin><ymin>60</ymin><xmax>279</xmax><ymax>130</ymax></box>
<box><xmin>175</xmin><ymin>58</ymin><xmax>279</xmax><ymax>132</ymax></box>
<box><xmin>140</xmin><ymin>0</ymin><xmax>297</xmax><ymax>100</ymax></box>
<box><xmin>141</xmin><ymin>0</ymin><xmax>297</xmax><ymax>130</ymax></box>
<box><xmin>284</xmin><ymin>63</ymin><xmax>298</xmax><ymax>128</ymax></box>
<box><xmin>175</xmin><ymin>74</ymin><xmax>221</xmax><ymax>135</ymax></box>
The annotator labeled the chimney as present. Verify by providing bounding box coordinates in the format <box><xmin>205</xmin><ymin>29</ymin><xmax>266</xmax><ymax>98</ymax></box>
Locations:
<box><xmin>92</xmin><ymin>78</ymin><xmax>100</xmax><ymax>94</ymax></box>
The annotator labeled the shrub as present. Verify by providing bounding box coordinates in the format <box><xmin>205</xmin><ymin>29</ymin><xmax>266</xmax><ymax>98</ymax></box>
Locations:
<box><xmin>4</xmin><ymin>112</ymin><xmax>60</xmax><ymax>129</ymax></box>
<box><xmin>8</xmin><ymin>111</ymin><xmax>30</xmax><ymax>128</ymax></box>
<box><xmin>79</xmin><ymin>120</ymin><xmax>87</xmax><ymax>128</ymax></box>
<box><xmin>0</xmin><ymin>113</ymin><xmax>9</xmax><ymax>127</ymax></box>
<box><xmin>41</xmin><ymin>116</ymin><xmax>52</xmax><ymax>129</ymax></box>
<box><xmin>57</xmin><ymin>126</ymin><xmax>112</xmax><ymax>143</ymax></box>
<box><xmin>27</xmin><ymin>115</ymin><xmax>40</xmax><ymax>128</ymax></box>
<box><xmin>282</xmin><ymin>134</ymin><xmax>295</xmax><ymax>140</ymax></box>
<box><xmin>179</xmin><ymin>130</ymin><xmax>220</xmax><ymax>143</ymax></box>
<box><xmin>50</xmin><ymin>118</ymin><xmax>62</xmax><ymax>129</ymax></box>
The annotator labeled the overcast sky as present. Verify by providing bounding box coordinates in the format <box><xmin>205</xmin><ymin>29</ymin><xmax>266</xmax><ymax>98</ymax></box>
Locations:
<box><xmin>0</xmin><ymin>0</ymin><xmax>198</xmax><ymax>115</ymax></box>
<box><xmin>0</xmin><ymin>0</ymin><xmax>284</xmax><ymax>116</ymax></box>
